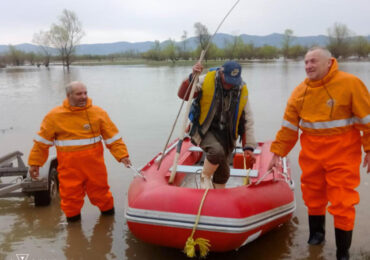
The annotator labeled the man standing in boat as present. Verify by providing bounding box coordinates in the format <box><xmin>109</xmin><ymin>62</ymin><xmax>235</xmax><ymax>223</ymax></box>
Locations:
<box><xmin>268</xmin><ymin>47</ymin><xmax>370</xmax><ymax>260</ymax></box>
<box><xmin>28</xmin><ymin>81</ymin><xmax>131</xmax><ymax>222</ymax></box>
<box><xmin>178</xmin><ymin>61</ymin><xmax>257</xmax><ymax>189</ymax></box>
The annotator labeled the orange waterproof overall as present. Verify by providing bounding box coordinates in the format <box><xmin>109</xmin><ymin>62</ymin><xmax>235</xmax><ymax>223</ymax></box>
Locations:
<box><xmin>299</xmin><ymin>130</ymin><xmax>361</xmax><ymax>230</ymax></box>
<box><xmin>57</xmin><ymin>142</ymin><xmax>113</xmax><ymax>217</ymax></box>
<box><xmin>271</xmin><ymin>58</ymin><xmax>370</xmax><ymax>231</ymax></box>
<box><xmin>29</xmin><ymin>98</ymin><xmax>129</xmax><ymax>217</ymax></box>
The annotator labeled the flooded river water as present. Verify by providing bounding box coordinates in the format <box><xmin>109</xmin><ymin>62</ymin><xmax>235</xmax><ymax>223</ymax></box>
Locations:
<box><xmin>0</xmin><ymin>61</ymin><xmax>369</xmax><ymax>259</ymax></box>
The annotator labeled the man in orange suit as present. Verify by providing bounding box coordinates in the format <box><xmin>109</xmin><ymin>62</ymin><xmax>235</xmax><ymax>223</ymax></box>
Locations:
<box><xmin>28</xmin><ymin>81</ymin><xmax>131</xmax><ymax>222</ymax></box>
<box><xmin>269</xmin><ymin>47</ymin><xmax>369</xmax><ymax>260</ymax></box>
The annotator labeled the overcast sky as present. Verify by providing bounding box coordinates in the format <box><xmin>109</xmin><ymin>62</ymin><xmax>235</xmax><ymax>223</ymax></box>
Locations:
<box><xmin>1</xmin><ymin>0</ymin><xmax>369</xmax><ymax>45</ymax></box>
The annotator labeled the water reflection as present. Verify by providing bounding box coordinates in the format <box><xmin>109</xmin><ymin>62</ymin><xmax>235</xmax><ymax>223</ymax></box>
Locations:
<box><xmin>123</xmin><ymin>215</ymin><xmax>299</xmax><ymax>260</ymax></box>
<box><xmin>64</xmin><ymin>215</ymin><xmax>115</xmax><ymax>259</ymax></box>
<box><xmin>3</xmin><ymin>67</ymin><xmax>42</xmax><ymax>73</ymax></box>
<box><xmin>0</xmin><ymin>198</ymin><xmax>63</xmax><ymax>258</ymax></box>
<box><xmin>306</xmin><ymin>244</ymin><xmax>326</xmax><ymax>260</ymax></box>
<box><xmin>230</xmin><ymin>216</ymin><xmax>298</xmax><ymax>260</ymax></box>
<box><xmin>124</xmin><ymin>230</ymin><xmax>190</xmax><ymax>259</ymax></box>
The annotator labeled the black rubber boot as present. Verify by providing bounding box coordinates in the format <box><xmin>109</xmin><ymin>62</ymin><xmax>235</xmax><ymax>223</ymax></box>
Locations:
<box><xmin>307</xmin><ymin>215</ymin><xmax>325</xmax><ymax>245</ymax></box>
<box><xmin>101</xmin><ymin>207</ymin><xmax>115</xmax><ymax>216</ymax></box>
<box><xmin>67</xmin><ymin>214</ymin><xmax>81</xmax><ymax>222</ymax></box>
<box><xmin>335</xmin><ymin>228</ymin><xmax>352</xmax><ymax>260</ymax></box>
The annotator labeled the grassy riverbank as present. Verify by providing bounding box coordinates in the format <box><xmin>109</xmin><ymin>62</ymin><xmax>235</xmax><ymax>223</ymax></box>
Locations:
<box><xmin>69</xmin><ymin>58</ymin><xmax>284</xmax><ymax>67</ymax></box>
<box><xmin>1</xmin><ymin>57</ymin><xmax>368</xmax><ymax>70</ymax></box>
<box><xmin>66</xmin><ymin>56</ymin><xmax>370</xmax><ymax>66</ymax></box>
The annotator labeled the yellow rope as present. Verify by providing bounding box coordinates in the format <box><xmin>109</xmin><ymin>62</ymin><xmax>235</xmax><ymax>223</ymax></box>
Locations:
<box><xmin>184</xmin><ymin>188</ymin><xmax>211</xmax><ymax>258</ymax></box>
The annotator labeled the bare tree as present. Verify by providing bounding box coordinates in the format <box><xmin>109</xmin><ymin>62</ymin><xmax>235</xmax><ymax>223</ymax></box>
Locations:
<box><xmin>49</xmin><ymin>9</ymin><xmax>84</xmax><ymax>70</ymax></box>
<box><xmin>282</xmin><ymin>29</ymin><xmax>294</xmax><ymax>59</ymax></box>
<box><xmin>351</xmin><ymin>36</ymin><xmax>369</xmax><ymax>58</ymax></box>
<box><xmin>32</xmin><ymin>30</ymin><xmax>52</xmax><ymax>67</ymax></box>
<box><xmin>327</xmin><ymin>23</ymin><xmax>352</xmax><ymax>58</ymax></box>
<box><xmin>180</xmin><ymin>30</ymin><xmax>188</xmax><ymax>59</ymax></box>
<box><xmin>8</xmin><ymin>45</ymin><xmax>26</xmax><ymax>66</ymax></box>
<box><xmin>162</xmin><ymin>39</ymin><xmax>179</xmax><ymax>63</ymax></box>
<box><xmin>194</xmin><ymin>22</ymin><xmax>211</xmax><ymax>60</ymax></box>
<box><xmin>142</xmin><ymin>40</ymin><xmax>162</xmax><ymax>61</ymax></box>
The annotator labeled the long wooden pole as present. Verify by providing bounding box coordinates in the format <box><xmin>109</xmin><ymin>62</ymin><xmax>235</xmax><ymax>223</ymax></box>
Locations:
<box><xmin>168</xmin><ymin>51</ymin><xmax>205</xmax><ymax>183</ymax></box>
<box><xmin>156</xmin><ymin>73</ymin><xmax>196</xmax><ymax>170</ymax></box>
<box><xmin>158</xmin><ymin>0</ymin><xmax>241</xmax><ymax>171</ymax></box>
<box><xmin>168</xmin><ymin>0</ymin><xmax>241</xmax><ymax>184</ymax></box>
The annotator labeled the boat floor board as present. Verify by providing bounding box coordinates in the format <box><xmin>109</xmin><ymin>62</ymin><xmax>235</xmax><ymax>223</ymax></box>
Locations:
<box><xmin>188</xmin><ymin>146</ymin><xmax>261</xmax><ymax>154</ymax></box>
<box><xmin>174</xmin><ymin>165</ymin><xmax>258</xmax><ymax>177</ymax></box>
<box><xmin>180</xmin><ymin>174</ymin><xmax>247</xmax><ymax>189</ymax></box>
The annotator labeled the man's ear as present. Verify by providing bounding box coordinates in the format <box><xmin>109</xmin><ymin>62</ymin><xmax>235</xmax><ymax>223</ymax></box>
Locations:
<box><xmin>328</xmin><ymin>58</ymin><xmax>333</xmax><ymax>68</ymax></box>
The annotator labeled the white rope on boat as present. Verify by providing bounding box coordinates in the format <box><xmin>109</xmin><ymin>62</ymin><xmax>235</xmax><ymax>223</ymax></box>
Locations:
<box><xmin>254</xmin><ymin>169</ymin><xmax>273</xmax><ymax>185</ymax></box>
<box><xmin>255</xmin><ymin>157</ymin><xmax>294</xmax><ymax>190</ymax></box>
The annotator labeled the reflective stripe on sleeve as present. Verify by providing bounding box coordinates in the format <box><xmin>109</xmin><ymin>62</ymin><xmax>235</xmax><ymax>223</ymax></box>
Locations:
<box><xmin>354</xmin><ymin>115</ymin><xmax>370</xmax><ymax>125</ymax></box>
<box><xmin>54</xmin><ymin>136</ymin><xmax>102</xmax><ymax>147</ymax></box>
<box><xmin>282</xmin><ymin>120</ymin><xmax>299</xmax><ymax>132</ymax></box>
<box><xmin>104</xmin><ymin>133</ymin><xmax>121</xmax><ymax>145</ymax></box>
<box><xmin>34</xmin><ymin>135</ymin><xmax>54</xmax><ymax>145</ymax></box>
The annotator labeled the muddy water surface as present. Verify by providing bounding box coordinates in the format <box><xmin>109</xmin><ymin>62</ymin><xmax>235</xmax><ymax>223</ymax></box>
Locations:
<box><xmin>0</xmin><ymin>62</ymin><xmax>369</xmax><ymax>259</ymax></box>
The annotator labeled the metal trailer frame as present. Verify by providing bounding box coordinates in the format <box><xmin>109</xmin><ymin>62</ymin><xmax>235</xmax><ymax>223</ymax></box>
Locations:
<box><xmin>0</xmin><ymin>151</ymin><xmax>59</xmax><ymax>206</ymax></box>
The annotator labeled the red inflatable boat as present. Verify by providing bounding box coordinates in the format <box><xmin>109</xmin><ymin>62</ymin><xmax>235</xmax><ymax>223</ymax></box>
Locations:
<box><xmin>125</xmin><ymin>137</ymin><xmax>295</xmax><ymax>253</ymax></box>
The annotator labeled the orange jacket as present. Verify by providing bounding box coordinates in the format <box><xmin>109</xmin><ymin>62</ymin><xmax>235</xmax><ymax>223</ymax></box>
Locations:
<box><xmin>271</xmin><ymin>58</ymin><xmax>370</xmax><ymax>156</ymax></box>
<box><xmin>28</xmin><ymin>98</ymin><xmax>129</xmax><ymax>166</ymax></box>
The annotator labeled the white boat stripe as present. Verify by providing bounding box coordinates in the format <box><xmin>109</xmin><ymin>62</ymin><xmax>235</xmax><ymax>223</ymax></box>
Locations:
<box><xmin>104</xmin><ymin>133</ymin><xmax>121</xmax><ymax>145</ymax></box>
<box><xmin>54</xmin><ymin>136</ymin><xmax>102</xmax><ymax>147</ymax></box>
<box><xmin>127</xmin><ymin>200</ymin><xmax>295</xmax><ymax>227</ymax></box>
<box><xmin>34</xmin><ymin>135</ymin><xmax>53</xmax><ymax>145</ymax></box>
<box><xmin>126</xmin><ymin>204</ymin><xmax>295</xmax><ymax>233</ymax></box>
<box><xmin>282</xmin><ymin>120</ymin><xmax>298</xmax><ymax>132</ymax></box>
<box><xmin>125</xmin><ymin>200</ymin><xmax>296</xmax><ymax>233</ymax></box>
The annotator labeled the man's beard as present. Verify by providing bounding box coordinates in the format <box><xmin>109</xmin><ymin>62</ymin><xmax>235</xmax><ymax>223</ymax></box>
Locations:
<box><xmin>77</xmin><ymin>99</ymin><xmax>87</xmax><ymax>107</ymax></box>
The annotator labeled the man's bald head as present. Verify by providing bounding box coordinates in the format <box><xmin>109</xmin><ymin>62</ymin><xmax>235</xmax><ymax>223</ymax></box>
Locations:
<box><xmin>66</xmin><ymin>81</ymin><xmax>87</xmax><ymax>95</ymax></box>
<box><xmin>66</xmin><ymin>81</ymin><xmax>88</xmax><ymax>107</ymax></box>
<box><xmin>304</xmin><ymin>47</ymin><xmax>333</xmax><ymax>81</ymax></box>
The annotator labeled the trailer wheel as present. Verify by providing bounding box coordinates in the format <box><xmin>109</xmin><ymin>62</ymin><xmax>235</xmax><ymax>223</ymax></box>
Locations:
<box><xmin>34</xmin><ymin>166</ymin><xmax>59</xmax><ymax>206</ymax></box>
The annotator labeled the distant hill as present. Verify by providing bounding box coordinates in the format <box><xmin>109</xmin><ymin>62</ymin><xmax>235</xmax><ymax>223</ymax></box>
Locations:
<box><xmin>75</xmin><ymin>33</ymin><xmax>331</xmax><ymax>55</ymax></box>
<box><xmin>75</xmin><ymin>41</ymin><xmax>155</xmax><ymax>55</ymax></box>
<box><xmin>0</xmin><ymin>43</ymin><xmax>57</xmax><ymax>55</ymax></box>
<box><xmin>1</xmin><ymin>33</ymin><xmax>369</xmax><ymax>55</ymax></box>
<box><xmin>238</xmin><ymin>33</ymin><xmax>330</xmax><ymax>48</ymax></box>
<box><xmin>0</xmin><ymin>43</ymin><xmax>39</xmax><ymax>53</ymax></box>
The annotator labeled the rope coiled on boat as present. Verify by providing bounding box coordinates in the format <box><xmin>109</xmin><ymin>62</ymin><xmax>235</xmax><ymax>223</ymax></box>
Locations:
<box><xmin>184</xmin><ymin>188</ymin><xmax>211</xmax><ymax>258</ymax></box>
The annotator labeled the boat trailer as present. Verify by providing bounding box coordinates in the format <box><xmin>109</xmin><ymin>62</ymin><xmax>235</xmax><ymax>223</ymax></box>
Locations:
<box><xmin>0</xmin><ymin>151</ymin><xmax>58</xmax><ymax>206</ymax></box>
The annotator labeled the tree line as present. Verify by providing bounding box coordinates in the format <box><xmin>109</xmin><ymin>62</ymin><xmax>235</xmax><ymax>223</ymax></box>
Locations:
<box><xmin>0</xmin><ymin>10</ymin><xmax>369</xmax><ymax>68</ymax></box>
